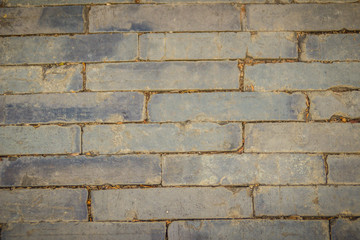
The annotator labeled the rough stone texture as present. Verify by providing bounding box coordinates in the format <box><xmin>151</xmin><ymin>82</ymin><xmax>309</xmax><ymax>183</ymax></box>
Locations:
<box><xmin>0</xmin><ymin>6</ymin><xmax>83</xmax><ymax>35</ymax></box>
<box><xmin>0</xmin><ymin>34</ymin><xmax>137</xmax><ymax>64</ymax></box>
<box><xmin>92</xmin><ymin>187</ymin><xmax>252</xmax><ymax>220</ymax></box>
<box><xmin>83</xmin><ymin>123</ymin><xmax>241</xmax><ymax>154</ymax></box>
<box><xmin>162</xmin><ymin>154</ymin><xmax>325</xmax><ymax>186</ymax></box>
<box><xmin>245</xmin><ymin>123</ymin><xmax>360</xmax><ymax>153</ymax></box>
<box><xmin>331</xmin><ymin>219</ymin><xmax>360</xmax><ymax>240</ymax></box>
<box><xmin>246</xmin><ymin>4</ymin><xmax>360</xmax><ymax>31</ymax></box>
<box><xmin>0</xmin><ymin>189</ymin><xmax>87</xmax><ymax>222</ymax></box>
<box><xmin>169</xmin><ymin>220</ymin><xmax>330</xmax><ymax>240</ymax></box>
<box><xmin>0</xmin><ymin>125</ymin><xmax>80</xmax><ymax>155</ymax></box>
<box><xmin>0</xmin><ymin>155</ymin><xmax>161</xmax><ymax>187</ymax></box>
<box><xmin>327</xmin><ymin>155</ymin><xmax>360</xmax><ymax>184</ymax></box>
<box><xmin>4</xmin><ymin>0</ymin><xmax>132</xmax><ymax>6</ymax></box>
<box><xmin>244</xmin><ymin>62</ymin><xmax>360</xmax><ymax>91</ymax></box>
<box><xmin>89</xmin><ymin>4</ymin><xmax>240</xmax><ymax>32</ymax></box>
<box><xmin>86</xmin><ymin>61</ymin><xmax>239</xmax><ymax>91</ymax></box>
<box><xmin>148</xmin><ymin>92</ymin><xmax>307</xmax><ymax>122</ymax></box>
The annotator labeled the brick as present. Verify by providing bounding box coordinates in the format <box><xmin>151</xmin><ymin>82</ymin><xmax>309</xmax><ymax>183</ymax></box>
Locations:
<box><xmin>5</xmin><ymin>0</ymin><xmax>132</xmax><ymax>6</ymax></box>
<box><xmin>244</xmin><ymin>62</ymin><xmax>360</xmax><ymax>91</ymax></box>
<box><xmin>148</xmin><ymin>92</ymin><xmax>307</xmax><ymax>122</ymax></box>
<box><xmin>92</xmin><ymin>187</ymin><xmax>252</xmax><ymax>220</ymax></box>
<box><xmin>2</xmin><ymin>92</ymin><xmax>144</xmax><ymax>124</ymax></box>
<box><xmin>331</xmin><ymin>219</ymin><xmax>360</xmax><ymax>240</ymax></box>
<box><xmin>83</xmin><ymin>123</ymin><xmax>241</xmax><ymax>154</ymax></box>
<box><xmin>1</xmin><ymin>222</ymin><xmax>165</xmax><ymax>240</ymax></box>
<box><xmin>89</xmin><ymin>4</ymin><xmax>240</xmax><ymax>32</ymax></box>
<box><xmin>309</xmin><ymin>91</ymin><xmax>360</xmax><ymax>120</ymax></box>
<box><xmin>245</xmin><ymin>4</ymin><xmax>360</xmax><ymax>31</ymax></box>
<box><xmin>301</xmin><ymin>34</ymin><xmax>360</xmax><ymax>61</ymax></box>
<box><xmin>245</xmin><ymin>123</ymin><xmax>360</xmax><ymax>153</ymax></box>
<box><xmin>0</xmin><ymin>189</ymin><xmax>87</xmax><ymax>222</ymax></box>
<box><xmin>86</xmin><ymin>62</ymin><xmax>239</xmax><ymax>91</ymax></box>
<box><xmin>327</xmin><ymin>155</ymin><xmax>360</xmax><ymax>184</ymax></box>
<box><xmin>0</xmin><ymin>6</ymin><xmax>83</xmax><ymax>35</ymax></box>
<box><xmin>169</xmin><ymin>220</ymin><xmax>329</xmax><ymax>240</ymax></box>
<box><xmin>162</xmin><ymin>154</ymin><xmax>325</xmax><ymax>186</ymax></box>
<box><xmin>296</xmin><ymin>0</ymin><xmax>356</xmax><ymax>2</ymax></box>
<box><xmin>0</xmin><ymin>155</ymin><xmax>160</xmax><ymax>187</ymax></box>
<box><xmin>0</xmin><ymin>125</ymin><xmax>80</xmax><ymax>155</ymax></box>
<box><xmin>0</xmin><ymin>34</ymin><xmax>137</xmax><ymax>64</ymax></box>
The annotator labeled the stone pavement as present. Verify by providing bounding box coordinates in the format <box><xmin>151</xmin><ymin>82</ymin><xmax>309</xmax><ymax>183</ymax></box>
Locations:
<box><xmin>0</xmin><ymin>0</ymin><xmax>359</xmax><ymax>239</ymax></box>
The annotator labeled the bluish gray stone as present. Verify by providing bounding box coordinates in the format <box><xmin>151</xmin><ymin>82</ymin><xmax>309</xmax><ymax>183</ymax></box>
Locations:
<box><xmin>331</xmin><ymin>219</ymin><xmax>360</xmax><ymax>240</ymax></box>
<box><xmin>5</xmin><ymin>0</ymin><xmax>132</xmax><ymax>6</ymax></box>
<box><xmin>327</xmin><ymin>155</ymin><xmax>360</xmax><ymax>184</ymax></box>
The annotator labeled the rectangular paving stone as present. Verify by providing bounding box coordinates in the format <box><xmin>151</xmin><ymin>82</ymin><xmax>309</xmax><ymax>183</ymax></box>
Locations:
<box><xmin>331</xmin><ymin>219</ymin><xmax>360</xmax><ymax>240</ymax></box>
<box><xmin>148</xmin><ymin>92</ymin><xmax>307</xmax><ymax>122</ymax></box>
<box><xmin>89</xmin><ymin>4</ymin><xmax>241</xmax><ymax>32</ymax></box>
<box><xmin>0</xmin><ymin>189</ymin><xmax>87</xmax><ymax>222</ymax></box>
<box><xmin>245</xmin><ymin>4</ymin><xmax>360</xmax><ymax>31</ymax></box>
<box><xmin>0</xmin><ymin>125</ymin><xmax>80</xmax><ymax>155</ymax></box>
<box><xmin>4</xmin><ymin>0</ymin><xmax>132</xmax><ymax>6</ymax></box>
<box><xmin>86</xmin><ymin>62</ymin><xmax>239</xmax><ymax>91</ymax></box>
<box><xmin>92</xmin><ymin>187</ymin><xmax>252</xmax><ymax>220</ymax></box>
<box><xmin>0</xmin><ymin>34</ymin><xmax>137</xmax><ymax>64</ymax></box>
<box><xmin>244</xmin><ymin>62</ymin><xmax>360</xmax><ymax>91</ymax></box>
<box><xmin>245</xmin><ymin>123</ymin><xmax>360</xmax><ymax>153</ymax></box>
<box><xmin>327</xmin><ymin>155</ymin><xmax>360</xmax><ymax>184</ymax></box>
<box><xmin>169</xmin><ymin>220</ymin><xmax>329</xmax><ymax>240</ymax></box>
<box><xmin>0</xmin><ymin>6</ymin><xmax>83</xmax><ymax>35</ymax></box>
<box><xmin>162</xmin><ymin>154</ymin><xmax>325</xmax><ymax>186</ymax></box>
<box><xmin>2</xmin><ymin>92</ymin><xmax>144</xmax><ymax>124</ymax></box>
<box><xmin>83</xmin><ymin>123</ymin><xmax>241</xmax><ymax>154</ymax></box>
<box><xmin>0</xmin><ymin>155</ymin><xmax>161</xmax><ymax>187</ymax></box>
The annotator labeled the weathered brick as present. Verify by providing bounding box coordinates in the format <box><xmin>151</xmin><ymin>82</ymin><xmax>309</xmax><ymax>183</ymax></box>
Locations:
<box><xmin>245</xmin><ymin>4</ymin><xmax>360</xmax><ymax>31</ymax></box>
<box><xmin>5</xmin><ymin>0</ymin><xmax>132</xmax><ymax>6</ymax></box>
<box><xmin>0</xmin><ymin>189</ymin><xmax>87</xmax><ymax>222</ymax></box>
<box><xmin>301</xmin><ymin>34</ymin><xmax>360</xmax><ymax>61</ymax></box>
<box><xmin>148</xmin><ymin>92</ymin><xmax>307</xmax><ymax>122</ymax></box>
<box><xmin>331</xmin><ymin>219</ymin><xmax>360</xmax><ymax>240</ymax></box>
<box><xmin>89</xmin><ymin>4</ymin><xmax>240</xmax><ymax>32</ymax></box>
<box><xmin>327</xmin><ymin>155</ymin><xmax>360</xmax><ymax>184</ymax></box>
<box><xmin>0</xmin><ymin>6</ymin><xmax>83</xmax><ymax>35</ymax></box>
<box><xmin>0</xmin><ymin>125</ymin><xmax>80</xmax><ymax>155</ymax></box>
<box><xmin>244</xmin><ymin>62</ymin><xmax>360</xmax><ymax>91</ymax></box>
<box><xmin>162</xmin><ymin>154</ymin><xmax>325</xmax><ymax>186</ymax></box>
<box><xmin>86</xmin><ymin>62</ymin><xmax>239</xmax><ymax>91</ymax></box>
<box><xmin>92</xmin><ymin>187</ymin><xmax>252</xmax><ymax>220</ymax></box>
<box><xmin>83</xmin><ymin>123</ymin><xmax>241</xmax><ymax>154</ymax></box>
<box><xmin>2</xmin><ymin>92</ymin><xmax>144</xmax><ymax>124</ymax></box>
<box><xmin>0</xmin><ymin>155</ymin><xmax>161</xmax><ymax>187</ymax></box>
<box><xmin>245</xmin><ymin>123</ymin><xmax>360</xmax><ymax>153</ymax></box>
<box><xmin>169</xmin><ymin>220</ymin><xmax>329</xmax><ymax>240</ymax></box>
<box><xmin>0</xmin><ymin>34</ymin><xmax>137</xmax><ymax>64</ymax></box>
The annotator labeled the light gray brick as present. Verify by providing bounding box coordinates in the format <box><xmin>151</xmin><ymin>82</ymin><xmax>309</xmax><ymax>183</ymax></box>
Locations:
<box><xmin>0</xmin><ymin>155</ymin><xmax>161</xmax><ymax>187</ymax></box>
<box><xmin>0</xmin><ymin>189</ymin><xmax>87</xmax><ymax>222</ymax></box>
<box><xmin>92</xmin><ymin>187</ymin><xmax>252</xmax><ymax>220</ymax></box>
<box><xmin>245</xmin><ymin>123</ymin><xmax>360</xmax><ymax>153</ymax></box>
<box><xmin>149</xmin><ymin>92</ymin><xmax>307</xmax><ymax>122</ymax></box>
<box><xmin>5</xmin><ymin>0</ymin><xmax>132</xmax><ymax>6</ymax></box>
<box><xmin>86</xmin><ymin>62</ymin><xmax>239</xmax><ymax>91</ymax></box>
<box><xmin>83</xmin><ymin>123</ymin><xmax>241</xmax><ymax>154</ymax></box>
<box><xmin>327</xmin><ymin>155</ymin><xmax>360</xmax><ymax>184</ymax></box>
<box><xmin>0</xmin><ymin>34</ymin><xmax>137</xmax><ymax>64</ymax></box>
<box><xmin>244</xmin><ymin>62</ymin><xmax>360</xmax><ymax>91</ymax></box>
<box><xmin>0</xmin><ymin>125</ymin><xmax>80</xmax><ymax>155</ymax></box>
<box><xmin>246</xmin><ymin>4</ymin><xmax>360</xmax><ymax>31</ymax></box>
<box><xmin>331</xmin><ymin>219</ymin><xmax>360</xmax><ymax>240</ymax></box>
<box><xmin>139</xmin><ymin>34</ymin><xmax>166</xmax><ymax>60</ymax></box>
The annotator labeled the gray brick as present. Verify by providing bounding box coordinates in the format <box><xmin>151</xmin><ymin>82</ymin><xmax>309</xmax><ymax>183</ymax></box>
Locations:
<box><xmin>92</xmin><ymin>187</ymin><xmax>252</xmax><ymax>220</ymax></box>
<box><xmin>169</xmin><ymin>220</ymin><xmax>329</xmax><ymax>240</ymax></box>
<box><xmin>149</xmin><ymin>92</ymin><xmax>307</xmax><ymax>122</ymax></box>
<box><xmin>89</xmin><ymin>4</ymin><xmax>240</xmax><ymax>32</ymax></box>
<box><xmin>309</xmin><ymin>91</ymin><xmax>360</xmax><ymax>120</ymax></box>
<box><xmin>5</xmin><ymin>0</ymin><xmax>132</xmax><ymax>6</ymax></box>
<box><xmin>2</xmin><ymin>92</ymin><xmax>144</xmax><ymax>124</ymax></box>
<box><xmin>0</xmin><ymin>155</ymin><xmax>160</xmax><ymax>187</ymax></box>
<box><xmin>327</xmin><ymin>155</ymin><xmax>360</xmax><ymax>184</ymax></box>
<box><xmin>83</xmin><ymin>123</ymin><xmax>241</xmax><ymax>154</ymax></box>
<box><xmin>86</xmin><ymin>62</ymin><xmax>239</xmax><ymax>91</ymax></box>
<box><xmin>0</xmin><ymin>34</ymin><xmax>137</xmax><ymax>64</ymax></box>
<box><xmin>244</xmin><ymin>62</ymin><xmax>360</xmax><ymax>91</ymax></box>
<box><xmin>331</xmin><ymin>219</ymin><xmax>360</xmax><ymax>240</ymax></box>
<box><xmin>162</xmin><ymin>154</ymin><xmax>325</xmax><ymax>186</ymax></box>
<box><xmin>245</xmin><ymin>123</ymin><xmax>360</xmax><ymax>153</ymax></box>
<box><xmin>301</xmin><ymin>34</ymin><xmax>360</xmax><ymax>61</ymax></box>
<box><xmin>246</xmin><ymin>4</ymin><xmax>360</xmax><ymax>31</ymax></box>
<box><xmin>0</xmin><ymin>189</ymin><xmax>87</xmax><ymax>222</ymax></box>
<box><xmin>0</xmin><ymin>125</ymin><xmax>80</xmax><ymax>155</ymax></box>
<box><xmin>0</xmin><ymin>6</ymin><xmax>83</xmax><ymax>35</ymax></box>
